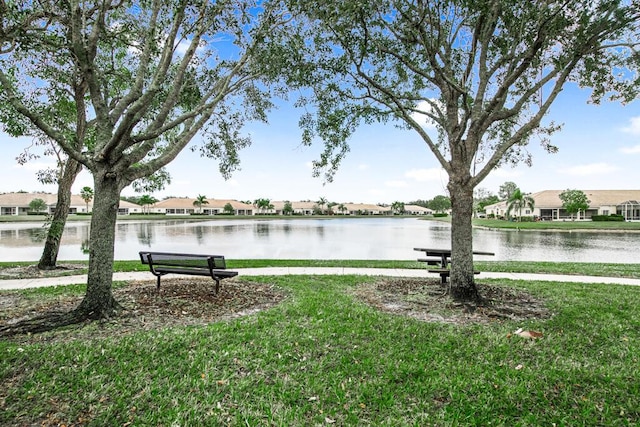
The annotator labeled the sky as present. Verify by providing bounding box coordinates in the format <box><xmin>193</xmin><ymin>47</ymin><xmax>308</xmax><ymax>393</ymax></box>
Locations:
<box><xmin>0</xmin><ymin>83</ymin><xmax>639</xmax><ymax>205</ymax></box>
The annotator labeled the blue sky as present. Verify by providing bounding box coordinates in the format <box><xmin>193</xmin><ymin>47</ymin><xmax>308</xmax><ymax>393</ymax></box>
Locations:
<box><xmin>1</xmin><ymin>83</ymin><xmax>638</xmax><ymax>204</ymax></box>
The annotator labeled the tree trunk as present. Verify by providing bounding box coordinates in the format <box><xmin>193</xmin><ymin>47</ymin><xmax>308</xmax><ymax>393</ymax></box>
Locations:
<box><xmin>38</xmin><ymin>159</ymin><xmax>83</xmax><ymax>270</ymax></box>
<box><xmin>74</xmin><ymin>171</ymin><xmax>122</xmax><ymax>319</ymax></box>
<box><xmin>448</xmin><ymin>181</ymin><xmax>479</xmax><ymax>302</ymax></box>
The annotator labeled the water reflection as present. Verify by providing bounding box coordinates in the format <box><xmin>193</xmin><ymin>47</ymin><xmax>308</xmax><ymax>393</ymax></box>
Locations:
<box><xmin>136</xmin><ymin>222</ymin><xmax>154</xmax><ymax>247</ymax></box>
<box><xmin>0</xmin><ymin>218</ymin><xmax>637</xmax><ymax>263</ymax></box>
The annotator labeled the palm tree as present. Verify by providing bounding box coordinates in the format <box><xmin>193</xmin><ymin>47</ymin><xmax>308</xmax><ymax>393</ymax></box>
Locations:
<box><xmin>254</xmin><ymin>198</ymin><xmax>271</xmax><ymax>215</ymax></box>
<box><xmin>193</xmin><ymin>194</ymin><xmax>209</xmax><ymax>214</ymax></box>
<box><xmin>506</xmin><ymin>189</ymin><xmax>535</xmax><ymax>221</ymax></box>
<box><xmin>391</xmin><ymin>201</ymin><xmax>405</xmax><ymax>215</ymax></box>
<box><xmin>80</xmin><ymin>186</ymin><xmax>93</xmax><ymax>213</ymax></box>
<box><xmin>337</xmin><ymin>203</ymin><xmax>347</xmax><ymax>215</ymax></box>
<box><xmin>317</xmin><ymin>197</ymin><xmax>328</xmax><ymax>214</ymax></box>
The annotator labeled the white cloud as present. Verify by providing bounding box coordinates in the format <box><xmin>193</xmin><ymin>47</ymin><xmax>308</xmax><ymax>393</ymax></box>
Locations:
<box><xmin>620</xmin><ymin>145</ymin><xmax>640</xmax><ymax>154</ymax></box>
<box><xmin>622</xmin><ymin>116</ymin><xmax>640</xmax><ymax>135</ymax></box>
<box><xmin>358</xmin><ymin>164</ymin><xmax>369</xmax><ymax>171</ymax></box>
<box><xmin>385</xmin><ymin>180</ymin><xmax>408</xmax><ymax>188</ymax></box>
<box><xmin>409</xmin><ymin>100</ymin><xmax>441</xmax><ymax>130</ymax></box>
<box><xmin>560</xmin><ymin>162</ymin><xmax>619</xmax><ymax>176</ymax></box>
<box><xmin>491</xmin><ymin>168</ymin><xmax>523</xmax><ymax>178</ymax></box>
<box><xmin>404</xmin><ymin>168</ymin><xmax>444</xmax><ymax>182</ymax></box>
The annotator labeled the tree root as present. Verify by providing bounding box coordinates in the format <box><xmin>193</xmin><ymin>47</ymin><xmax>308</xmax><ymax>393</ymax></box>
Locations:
<box><xmin>0</xmin><ymin>299</ymin><xmax>124</xmax><ymax>338</ymax></box>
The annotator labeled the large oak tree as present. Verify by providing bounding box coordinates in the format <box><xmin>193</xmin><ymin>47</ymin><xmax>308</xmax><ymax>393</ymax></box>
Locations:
<box><xmin>0</xmin><ymin>0</ymin><xmax>291</xmax><ymax>323</ymax></box>
<box><xmin>282</xmin><ymin>0</ymin><xmax>639</xmax><ymax>301</ymax></box>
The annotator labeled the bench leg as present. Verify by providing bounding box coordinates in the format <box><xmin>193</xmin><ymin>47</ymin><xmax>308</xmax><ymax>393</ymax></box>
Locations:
<box><xmin>214</xmin><ymin>278</ymin><xmax>220</xmax><ymax>295</ymax></box>
<box><xmin>157</xmin><ymin>275</ymin><xmax>161</xmax><ymax>292</ymax></box>
<box><xmin>440</xmin><ymin>273</ymin><xmax>448</xmax><ymax>284</ymax></box>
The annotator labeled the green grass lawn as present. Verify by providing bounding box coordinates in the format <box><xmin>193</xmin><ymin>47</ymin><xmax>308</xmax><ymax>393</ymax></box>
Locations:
<box><xmin>1</xmin><ymin>273</ymin><xmax>639</xmax><ymax>425</ymax></box>
<box><xmin>473</xmin><ymin>218</ymin><xmax>640</xmax><ymax>231</ymax></box>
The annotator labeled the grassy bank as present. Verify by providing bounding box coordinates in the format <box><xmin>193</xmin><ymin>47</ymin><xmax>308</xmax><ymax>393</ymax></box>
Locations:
<box><xmin>2</xmin><ymin>275</ymin><xmax>639</xmax><ymax>425</ymax></box>
<box><xmin>473</xmin><ymin>218</ymin><xmax>640</xmax><ymax>231</ymax></box>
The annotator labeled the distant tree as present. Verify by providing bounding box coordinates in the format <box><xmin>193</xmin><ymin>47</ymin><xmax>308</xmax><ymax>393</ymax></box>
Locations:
<box><xmin>559</xmin><ymin>189</ymin><xmax>590</xmax><ymax>220</ymax></box>
<box><xmin>498</xmin><ymin>182</ymin><xmax>519</xmax><ymax>201</ymax></box>
<box><xmin>193</xmin><ymin>195</ymin><xmax>209</xmax><ymax>214</ymax></box>
<box><xmin>282</xmin><ymin>201</ymin><xmax>294</xmax><ymax>215</ymax></box>
<box><xmin>391</xmin><ymin>201</ymin><xmax>405</xmax><ymax>215</ymax></box>
<box><xmin>506</xmin><ymin>189</ymin><xmax>535</xmax><ymax>221</ymax></box>
<box><xmin>408</xmin><ymin>199</ymin><xmax>430</xmax><ymax>209</ymax></box>
<box><xmin>254</xmin><ymin>198</ymin><xmax>272</xmax><ymax>215</ymax></box>
<box><xmin>138</xmin><ymin>195</ymin><xmax>158</xmax><ymax>215</ymax></box>
<box><xmin>317</xmin><ymin>197</ymin><xmax>328</xmax><ymax>214</ymax></box>
<box><xmin>80</xmin><ymin>187</ymin><xmax>94</xmax><ymax>213</ymax></box>
<box><xmin>474</xmin><ymin>188</ymin><xmax>500</xmax><ymax>216</ymax></box>
<box><xmin>28</xmin><ymin>198</ymin><xmax>47</xmax><ymax>214</ymax></box>
<box><xmin>337</xmin><ymin>203</ymin><xmax>347</xmax><ymax>215</ymax></box>
<box><xmin>429</xmin><ymin>195</ymin><xmax>451</xmax><ymax>213</ymax></box>
<box><xmin>223</xmin><ymin>203</ymin><xmax>235</xmax><ymax>215</ymax></box>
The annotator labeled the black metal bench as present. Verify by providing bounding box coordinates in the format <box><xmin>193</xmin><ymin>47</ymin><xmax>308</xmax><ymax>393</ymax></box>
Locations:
<box><xmin>139</xmin><ymin>251</ymin><xmax>238</xmax><ymax>294</ymax></box>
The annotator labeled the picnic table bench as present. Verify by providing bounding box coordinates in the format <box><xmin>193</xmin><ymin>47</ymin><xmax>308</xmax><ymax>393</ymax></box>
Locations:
<box><xmin>414</xmin><ymin>247</ymin><xmax>494</xmax><ymax>284</ymax></box>
<box><xmin>139</xmin><ymin>251</ymin><xmax>238</xmax><ymax>294</ymax></box>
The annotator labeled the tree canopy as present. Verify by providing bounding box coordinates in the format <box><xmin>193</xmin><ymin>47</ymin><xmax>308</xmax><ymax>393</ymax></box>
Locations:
<box><xmin>559</xmin><ymin>189</ymin><xmax>590</xmax><ymax>219</ymax></box>
<box><xmin>0</xmin><ymin>0</ymin><xmax>293</xmax><ymax>324</ymax></box>
<box><xmin>282</xmin><ymin>0</ymin><xmax>640</xmax><ymax>300</ymax></box>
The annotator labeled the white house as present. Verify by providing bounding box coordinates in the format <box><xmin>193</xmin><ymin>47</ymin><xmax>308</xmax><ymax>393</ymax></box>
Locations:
<box><xmin>151</xmin><ymin>197</ymin><xmax>254</xmax><ymax>216</ymax></box>
<box><xmin>0</xmin><ymin>192</ymin><xmax>141</xmax><ymax>216</ymax></box>
<box><xmin>484</xmin><ymin>189</ymin><xmax>640</xmax><ymax>221</ymax></box>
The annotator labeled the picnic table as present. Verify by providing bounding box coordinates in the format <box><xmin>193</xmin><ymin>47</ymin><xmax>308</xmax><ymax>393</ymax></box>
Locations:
<box><xmin>413</xmin><ymin>247</ymin><xmax>495</xmax><ymax>283</ymax></box>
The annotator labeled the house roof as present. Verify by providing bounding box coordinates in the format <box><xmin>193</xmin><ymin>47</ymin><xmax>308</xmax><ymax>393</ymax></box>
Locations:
<box><xmin>0</xmin><ymin>192</ymin><xmax>92</xmax><ymax>207</ymax></box>
<box><xmin>404</xmin><ymin>204</ymin><xmax>433</xmax><ymax>212</ymax></box>
<box><xmin>530</xmin><ymin>190</ymin><xmax>640</xmax><ymax>208</ymax></box>
<box><xmin>484</xmin><ymin>189</ymin><xmax>640</xmax><ymax>210</ymax></box>
<box><xmin>154</xmin><ymin>197</ymin><xmax>252</xmax><ymax>210</ymax></box>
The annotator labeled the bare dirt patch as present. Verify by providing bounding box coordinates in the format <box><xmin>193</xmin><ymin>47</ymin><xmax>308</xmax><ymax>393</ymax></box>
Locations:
<box><xmin>1</xmin><ymin>276</ymin><xmax>287</xmax><ymax>344</ymax></box>
<box><xmin>352</xmin><ymin>277</ymin><xmax>552</xmax><ymax>325</ymax></box>
<box><xmin>0</xmin><ymin>263</ymin><xmax>87</xmax><ymax>280</ymax></box>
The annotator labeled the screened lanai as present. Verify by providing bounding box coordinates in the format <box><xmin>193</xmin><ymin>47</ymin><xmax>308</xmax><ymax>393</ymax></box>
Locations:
<box><xmin>617</xmin><ymin>200</ymin><xmax>640</xmax><ymax>221</ymax></box>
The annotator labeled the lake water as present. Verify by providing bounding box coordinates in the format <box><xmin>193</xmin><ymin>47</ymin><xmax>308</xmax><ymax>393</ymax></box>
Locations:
<box><xmin>0</xmin><ymin>217</ymin><xmax>637</xmax><ymax>263</ymax></box>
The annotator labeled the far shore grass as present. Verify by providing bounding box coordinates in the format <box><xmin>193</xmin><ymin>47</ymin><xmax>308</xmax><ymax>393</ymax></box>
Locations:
<box><xmin>1</xmin><ymin>271</ymin><xmax>639</xmax><ymax>425</ymax></box>
<box><xmin>3</xmin><ymin>212</ymin><xmax>640</xmax><ymax>231</ymax></box>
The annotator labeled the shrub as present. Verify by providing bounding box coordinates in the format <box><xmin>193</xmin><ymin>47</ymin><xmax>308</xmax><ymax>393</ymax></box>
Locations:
<box><xmin>433</xmin><ymin>213</ymin><xmax>449</xmax><ymax>217</ymax></box>
<box><xmin>592</xmin><ymin>214</ymin><xmax>625</xmax><ymax>222</ymax></box>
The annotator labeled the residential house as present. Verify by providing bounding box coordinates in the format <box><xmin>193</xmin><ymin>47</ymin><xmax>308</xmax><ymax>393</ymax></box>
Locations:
<box><xmin>404</xmin><ymin>204</ymin><xmax>433</xmax><ymax>215</ymax></box>
<box><xmin>151</xmin><ymin>197</ymin><xmax>254</xmax><ymax>216</ymax></box>
<box><xmin>484</xmin><ymin>189</ymin><xmax>640</xmax><ymax>221</ymax></box>
<box><xmin>0</xmin><ymin>192</ymin><xmax>141</xmax><ymax>216</ymax></box>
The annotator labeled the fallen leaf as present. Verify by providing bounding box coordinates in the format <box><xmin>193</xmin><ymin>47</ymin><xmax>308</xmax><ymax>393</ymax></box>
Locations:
<box><xmin>325</xmin><ymin>417</ymin><xmax>335</xmax><ymax>424</ymax></box>
<box><xmin>514</xmin><ymin>328</ymin><xmax>543</xmax><ymax>339</ymax></box>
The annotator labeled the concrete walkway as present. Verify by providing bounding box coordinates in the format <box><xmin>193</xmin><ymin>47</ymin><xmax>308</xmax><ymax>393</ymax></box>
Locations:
<box><xmin>2</xmin><ymin>267</ymin><xmax>640</xmax><ymax>291</ymax></box>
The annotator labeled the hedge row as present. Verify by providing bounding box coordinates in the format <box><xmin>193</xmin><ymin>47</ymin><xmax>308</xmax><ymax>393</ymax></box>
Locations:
<box><xmin>591</xmin><ymin>214</ymin><xmax>625</xmax><ymax>222</ymax></box>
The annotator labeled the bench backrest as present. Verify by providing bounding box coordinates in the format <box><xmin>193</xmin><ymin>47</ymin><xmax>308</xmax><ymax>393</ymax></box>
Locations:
<box><xmin>139</xmin><ymin>251</ymin><xmax>226</xmax><ymax>269</ymax></box>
